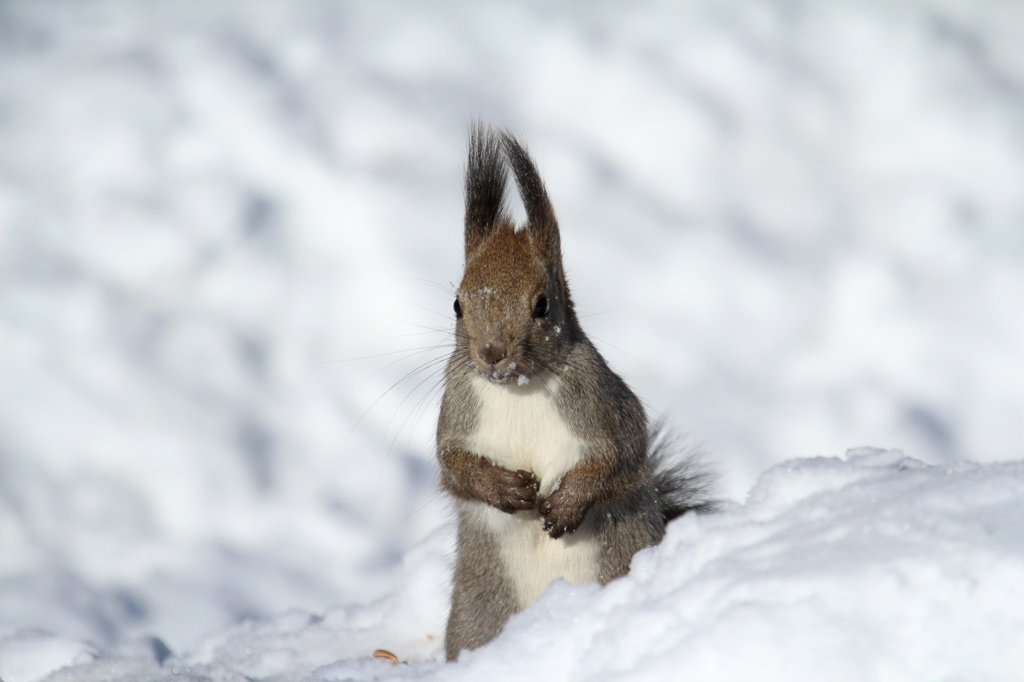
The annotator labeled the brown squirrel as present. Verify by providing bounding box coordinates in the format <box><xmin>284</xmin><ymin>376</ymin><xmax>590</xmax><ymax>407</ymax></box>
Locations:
<box><xmin>437</xmin><ymin>123</ymin><xmax>716</xmax><ymax>661</ymax></box>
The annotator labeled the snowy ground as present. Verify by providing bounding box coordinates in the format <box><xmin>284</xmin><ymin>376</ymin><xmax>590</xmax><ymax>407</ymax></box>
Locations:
<box><xmin>1</xmin><ymin>1</ymin><xmax>1022</xmax><ymax>680</ymax></box>
<box><xmin>4</xmin><ymin>450</ymin><xmax>1023</xmax><ymax>681</ymax></box>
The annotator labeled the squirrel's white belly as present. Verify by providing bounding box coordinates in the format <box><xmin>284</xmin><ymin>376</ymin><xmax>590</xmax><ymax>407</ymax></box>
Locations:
<box><xmin>466</xmin><ymin>374</ymin><xmax>581</xmax><ymax>496</ymax></box>
<box><xmin>465</xmin><ymin>375</ymin><xmax>600</xmax><ymax>609</ymax></box>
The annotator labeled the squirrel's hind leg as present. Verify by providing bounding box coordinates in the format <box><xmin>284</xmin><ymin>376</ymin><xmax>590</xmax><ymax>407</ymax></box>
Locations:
<box><xmin>593</xmin><ymin>485</ymin><xmax>666</xmax><ymax>583</ymax></box>
<box><xmin>445</xmin><ymin>505</ymin><xmax>518</xmax><ymax>661</ymax></box>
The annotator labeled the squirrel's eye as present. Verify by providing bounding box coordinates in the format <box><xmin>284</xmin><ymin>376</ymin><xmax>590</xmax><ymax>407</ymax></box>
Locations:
<box><xmin>532</xmin><ymin>295</ymin><xmax>549</xmax><ymax>318</ymax></box>
<box><xmin>454</xmin><ymin>298</ymin><xmax>462</xmax><ymax>318</ymax></box>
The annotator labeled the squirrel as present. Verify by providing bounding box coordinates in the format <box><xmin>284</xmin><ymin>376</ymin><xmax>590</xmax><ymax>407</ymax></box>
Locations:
<box><xmin>437</xmin><ymin>123</ymin><xmax>716</xmax><ymax>662</ymax></box>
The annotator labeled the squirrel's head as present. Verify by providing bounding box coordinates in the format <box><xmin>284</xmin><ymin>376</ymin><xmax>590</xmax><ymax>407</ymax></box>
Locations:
<box><xmin>454</xmin><ymin>124</ymin><xmax>576</xmax><ymax>385</ymax></box>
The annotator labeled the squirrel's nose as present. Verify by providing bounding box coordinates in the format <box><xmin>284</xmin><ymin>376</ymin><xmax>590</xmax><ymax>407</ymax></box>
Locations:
<box><xmin>478</xmin><ymin>342</ymin><xmax>507</xmax><ymax>366</ymax></box>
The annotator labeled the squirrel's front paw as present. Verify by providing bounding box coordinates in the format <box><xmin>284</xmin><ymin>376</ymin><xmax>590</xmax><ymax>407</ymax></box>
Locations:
<box><xmin>480</xmin><ymin>462</ymin><xmax>540</xmax><ymax>513</ymax></box>
<box><xmin>539</xmin><ymin>490</ymin><xmax>587</xmax><ymax>539</ymax></box>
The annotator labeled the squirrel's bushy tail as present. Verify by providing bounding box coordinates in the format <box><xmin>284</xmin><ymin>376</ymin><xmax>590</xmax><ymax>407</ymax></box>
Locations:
<box><xmin>649</xmin><ymin>420</ymin><xmax>720</xmax><ymax>523</ymax></box>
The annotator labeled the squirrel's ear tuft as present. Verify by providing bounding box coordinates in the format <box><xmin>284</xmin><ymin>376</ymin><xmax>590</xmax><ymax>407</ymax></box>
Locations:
<box><xmin>464</xmin><ymin>121</ymin><xmax>509</xmax><ymax>258</ymax></box>
<box><xmin>499</xmin><ymin>130</ymin><xmax>561</xmax><ymax>269</ymax></box>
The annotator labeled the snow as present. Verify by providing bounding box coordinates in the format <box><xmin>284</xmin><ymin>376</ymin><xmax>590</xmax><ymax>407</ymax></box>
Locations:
<box><xmin>3</xmin><ymin>450</ymin><xmax>1022</xmax><ymax>681</ymax></box>
<box><xmin>1</xmin><ymin>0</ymin><xmax>1023</xmax><ymax>681</ymax></box>
<box><xmin>0</xmin><ymin>633</ymin><xmax>96</xmax><ymax>682</ymax></box>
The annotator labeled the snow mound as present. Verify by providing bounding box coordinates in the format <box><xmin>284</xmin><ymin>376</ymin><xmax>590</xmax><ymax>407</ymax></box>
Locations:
<box><xmin>4</xmin><ymin>449</ymin><xmax>1020</xmax><ymax>682</ymax></box>
<box><xmin>0</xmin><ymin>632</ymin><xmax>96</xmax><ymax>682</ymax></box>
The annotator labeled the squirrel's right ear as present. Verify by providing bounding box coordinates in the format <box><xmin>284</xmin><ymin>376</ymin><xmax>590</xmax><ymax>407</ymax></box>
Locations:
<box><xmin>464</xmin><ymin>121</ymin><xmax>509</xmax><ymax>258</ymax></box>
<box><xmin>499</xmin><ymin>130</ymin><xmax>560</xmax><ymax>269</ymax></box>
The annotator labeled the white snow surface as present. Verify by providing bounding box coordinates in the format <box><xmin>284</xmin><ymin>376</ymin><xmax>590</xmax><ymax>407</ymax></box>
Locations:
<box><xmin>1</xmin><ymin>1</ymin><xmax>1023</xmax><ymax>680</ymax></box>
<box><xmin>4</xmin><ymin>449</ymin><xmax>1023</xmax><ymax>681</ymax></box>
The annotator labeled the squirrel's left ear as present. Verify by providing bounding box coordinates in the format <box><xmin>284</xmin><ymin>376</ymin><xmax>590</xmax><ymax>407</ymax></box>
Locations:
<box><xmin>464</xmin><ymin>122</ymin><xmax>509</xmax><ymax>259</ymax></box>
<box><xmin>500</xmin><ymin>131</ymin><xmax>562</xmax><ymax>271</ymax></box>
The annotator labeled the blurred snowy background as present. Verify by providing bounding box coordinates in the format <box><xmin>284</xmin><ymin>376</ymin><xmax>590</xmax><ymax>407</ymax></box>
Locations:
<box><xmin>1</xmin><ymin>0</ymin><xmax>1022</xmax><ymax>661</ymax></box>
